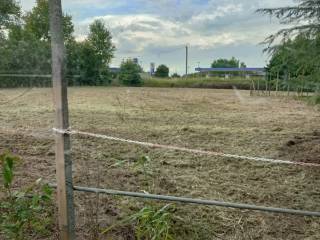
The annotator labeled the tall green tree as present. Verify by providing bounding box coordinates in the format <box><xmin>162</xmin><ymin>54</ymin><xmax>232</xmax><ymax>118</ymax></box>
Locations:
<box><xmin>258</xmin><ymin>0</ymin><xmax>320</xmax><ymax>96</ymax></box>
<box><xmin>0</xmin><ymin>0</ymin><xmax>20</xmax><ymax>29</ymax></box>
<box><xmin>87</xmin><ymin>19</ymin><xmax>115</xmax><ymax>66</ymax></box>
<box><xmin>0</xmin><ymin>2</ymin><xmax>116</xmax><ymax>87</ymax></box>
<box><xmin>257</xmin><ymin>0</ymin><xmax>320</xmax><ymax>45</ymax></box>
<box><xmin>155</xmin><ymin>64</ymin><xmax>169</xmax><ymax>78</ymax></box>
<box><xmin>268</xmin><ymin>34</ymin><xmax>317</xmax><ymax>75</ymax></box>
<box><xmin>119</xmin><ymin>59</ymin><xmax>142</xmax><ymax>86</ymax></box>
<box><xmin>0</xmin><ymin>0</ymin><xmax>74</xmax><ymax>73</ymax></box>
<box><xmin>77</xmin><ymin>19</ymin><xmax>115</xmax><ymax>85</ymax></box>
<box><xmin>24</xmin><ymin>0</ymin><xmax>74</xmax><ymax>43</ymax></box>
<box><xmin>211</xmin><ymin>57</ymin><xmax>246</xmax><ymax>68</ymax></box>
<box><xmin>0</xmin><ymin>0</ymin><xmax>74</xmax><ymax>86</ymax></box>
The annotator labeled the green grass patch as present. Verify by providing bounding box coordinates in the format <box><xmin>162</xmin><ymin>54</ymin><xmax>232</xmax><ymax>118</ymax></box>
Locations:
<box><xmin>311</xmin><ymin>94</ymin><xmax>320</xmax><ymax>105</ymax></box>
<box><xmin>142</xmin><ymin>76</ymin><xmax>253</xmax><ymax>89</ymax></box>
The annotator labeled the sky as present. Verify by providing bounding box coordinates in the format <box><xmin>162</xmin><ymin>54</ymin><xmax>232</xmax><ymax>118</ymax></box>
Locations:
<box><xmin>20</xmin><ymin>0</ymin><xmax>294</xmax><ymax>74</ymax></box>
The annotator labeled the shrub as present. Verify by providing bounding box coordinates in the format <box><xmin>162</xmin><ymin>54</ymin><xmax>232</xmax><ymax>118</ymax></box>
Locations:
<box><xmin>0</xmin><ymin>151</ymin><xmax>54</xmax><ymax>240</ymax></box>
<box><xmin>311</xmin><ymin>94</ymin><xmax>320</xmax><ymax>105</ymax></box>
<box><xmin>171</xmin><ymin>73</ymin><xmax>180</xmax><ymax>78</ymax></box>
<box><xmin>155</xmin><ymin>65</ymin><xmax>169</xmax><ymax>78</ymax></box>
<box><xmin>119</xmin><ymin>59</ymin><xmax>142</xmax><ymax>86</ymax></box>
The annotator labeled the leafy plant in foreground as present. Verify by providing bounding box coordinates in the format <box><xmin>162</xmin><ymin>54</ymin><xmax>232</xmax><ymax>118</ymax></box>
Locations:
<box><xmin>310</xmin><ymin>94</ymin><xmax>320</xmax><ymax>105</ymax></box>
<box><xmin>134</xmin><ymin>155</ymin><xmax>151</xmax><ymax>174</ymax></box>
<box><xmin>102</xmin><ymin>204</ymin><xmax>174</xmax><ymax>240</ymax></box>
<box><xmin>0</xmin><ymin>151</ymin><xmax>54</xmax><ymax>239</ymax></box>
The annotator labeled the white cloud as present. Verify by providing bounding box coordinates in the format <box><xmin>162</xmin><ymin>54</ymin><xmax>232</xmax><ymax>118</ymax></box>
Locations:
<box><xmin>190</xmin><ymin>3</ymin><xmax>243</xmax><ymax>22</ymax></box>
<box><xmin>19</xmin><ymin>0</ymin><xmax>296</xmax><ymax>73</ymax></box>
<box><xmin>76</xmin><ymin>8</ymin><xmax>279</xmax><ymax>55</ymax></box>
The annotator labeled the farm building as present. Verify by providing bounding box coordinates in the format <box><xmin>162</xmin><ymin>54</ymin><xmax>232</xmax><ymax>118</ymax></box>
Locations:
<box><xmin>195</xmin><ymin>67</ymin><xmax>266</xmax><ymax>79</ymax></box>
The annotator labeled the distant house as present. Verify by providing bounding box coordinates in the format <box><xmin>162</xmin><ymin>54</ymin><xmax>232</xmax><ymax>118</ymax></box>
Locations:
<box><xmin>195</xmin><ymin>67</ymin><xmax>266</xmax><ymax>79</ymax></box>
<box><xmin>109</xmin><ymin>67</ymin><xmax>121</xmax><ymax>73</ymax></box>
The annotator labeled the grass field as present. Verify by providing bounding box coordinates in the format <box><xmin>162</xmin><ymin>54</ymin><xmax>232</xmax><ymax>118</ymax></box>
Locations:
<box><xmin>0</xmin><ymin>87</ymin><xmax>320</xmax><ymax>239</ymax></box>
<box><xmin>141</xmin><ymin>76</ymin><xmax>253</xmax><ymax>89</ymax></box>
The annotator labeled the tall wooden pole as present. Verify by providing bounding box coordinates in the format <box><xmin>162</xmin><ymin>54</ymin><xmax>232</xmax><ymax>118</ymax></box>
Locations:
<box><xmin>49</xmin><ymin>0</ymin><xmax>75</xmax><ymax>239</ymax></box>
<box><xmin>185</xmin><ymin>45</ymin><xmax>188</xmax><ymax>78</ymax></box>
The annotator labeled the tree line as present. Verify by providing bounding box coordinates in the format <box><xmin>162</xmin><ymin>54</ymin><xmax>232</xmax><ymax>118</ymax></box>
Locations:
<box><xmin>0</xmin><ymin>0</ymin><xmax>117</xmax><ymax>87</ymax></box>
<box><xmin>211</xmin><ymin>57</ymin><xmax>246</xmax><ymax>69</ymax></box>
<box><xmin>0</xmin><ymin>0</ymin><xmax>177</xmax><ymax>88</ymax></box>
<box><xmin>1</xmin><ymin>0</ymin><xmax>320</xmax><ymax>93</ymax></box>
<box><xmin>258</xmin><ymin>0</ymin><xmax>320</xmax><ymax>94</ymax></box>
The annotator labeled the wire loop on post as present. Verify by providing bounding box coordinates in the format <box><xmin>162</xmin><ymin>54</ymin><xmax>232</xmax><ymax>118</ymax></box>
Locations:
<box><xmin>52</xmin><ymin>127</ymin><xmax>71</xmax><ymax>135</ymax></box>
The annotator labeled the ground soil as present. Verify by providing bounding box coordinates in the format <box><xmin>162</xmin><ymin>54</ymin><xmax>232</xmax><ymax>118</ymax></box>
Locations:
<box><xmin>279</xmin><ymin>130</ymin><xmax>320</xmax><ymax>164</ymax></box>
<box><xmin>0</xmin><ymin>87</ymin><xmax>319</xmax><ymax>240</ymax></box>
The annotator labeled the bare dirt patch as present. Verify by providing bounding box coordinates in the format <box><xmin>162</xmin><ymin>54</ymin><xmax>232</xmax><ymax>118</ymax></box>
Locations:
<box><xmin>279</xmin><ymin>130</ymin><xmax>320</xmax><ymax>164</ymax></box>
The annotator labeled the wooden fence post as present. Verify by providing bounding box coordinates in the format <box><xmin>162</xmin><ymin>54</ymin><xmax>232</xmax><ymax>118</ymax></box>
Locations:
<box><xmin>49</xmin><ymin>0</ymin><xmax>75</xmax><ymax>239</ymax></box>
<box><xmin>265</xmin><ymin>72</ymin><xmax>268</xmax><ymax>95</ymax></box>
<box><xmin>268</xmin><ymin>73</ymin><xmax>271</xmax><ymax>96</ymax></box>
<box><xmin>287</xmin><ymin>73</ymin><xmax>291</xmax><ymax>96</ymax></box>
<box><xmin>276</xmin><ymin>72</ymin><xmax>279</xmax><ymax>96</ymax></box>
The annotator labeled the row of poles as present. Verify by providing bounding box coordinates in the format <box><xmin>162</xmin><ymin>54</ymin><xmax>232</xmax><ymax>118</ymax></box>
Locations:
<box><xmin>250</xmin><ymin>72</ymin><xmax>317</xmax><ymax>97</ymax></box>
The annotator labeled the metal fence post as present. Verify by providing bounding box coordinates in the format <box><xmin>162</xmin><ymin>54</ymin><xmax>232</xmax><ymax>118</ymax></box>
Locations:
<box><xmin>49</xmin><ymin>0</ymin><xmax>75</xmax><ymax>239</ymax></box>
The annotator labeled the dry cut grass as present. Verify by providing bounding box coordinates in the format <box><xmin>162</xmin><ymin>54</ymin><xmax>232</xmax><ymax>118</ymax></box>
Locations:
<box><xmin>0</xmin><ymin>87</ymin><xmax>320</xmax><ymax>239</ymax></box>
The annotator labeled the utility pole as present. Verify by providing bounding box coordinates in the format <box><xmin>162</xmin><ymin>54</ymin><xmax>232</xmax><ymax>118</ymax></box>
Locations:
<box><xmin>185</xmin><ymin>45</ymin><xmax>188</xmax><ymax>78</ymax></box>
<box><xmin>49</xmin><ymin>0</ymin><xmax>75</xmax><ymax>239</ymax></box>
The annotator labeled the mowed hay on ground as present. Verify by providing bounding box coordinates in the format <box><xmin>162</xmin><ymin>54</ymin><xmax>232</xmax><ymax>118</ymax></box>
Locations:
<box><xmin>0</xmin><ymin>87</ymin><xmax>320</xmax><ymax>239</ymax></box>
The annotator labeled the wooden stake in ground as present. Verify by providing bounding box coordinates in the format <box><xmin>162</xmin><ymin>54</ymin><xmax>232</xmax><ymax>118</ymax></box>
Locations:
<box><xmin>265</xmin><ymin>72</ymin><xmax>268</xmax><ymax>95</ymax></box>
<box><xmin>276</xmin><ymin>71</ymin><xmax>279</xmax><ymax>96</ymax></box>
<box><xmin>287</xmin><ymin>73</ymin><xmax>291</xmax><ymax>96</ymax></box>
<box><xmin>268</xmin><ymin>72</ymin><xmax>271</xmax><ymax>96</ymax></box>
<box><xmin>49</xmin><ymin>0</ymin><xmax>75</xmax><ymax>239</ymax></box>
<box><xmin>250</xmin><ymin>79</ymin><xmax>256</xmax><ymax>96</ymax></box>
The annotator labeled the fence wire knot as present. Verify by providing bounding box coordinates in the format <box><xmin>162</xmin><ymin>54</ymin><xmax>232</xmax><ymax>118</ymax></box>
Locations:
<box><xmin>52</xmin><ymin>127</ymin><xmax>72</xmax><ymax>135</ymax></box>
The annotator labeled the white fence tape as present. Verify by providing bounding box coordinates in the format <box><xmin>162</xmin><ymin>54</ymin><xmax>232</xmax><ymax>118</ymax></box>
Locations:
<box><xmin>52</xmin><ymin>128</ymin><xmax>320</xmax><ymax>167</ymax></box>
